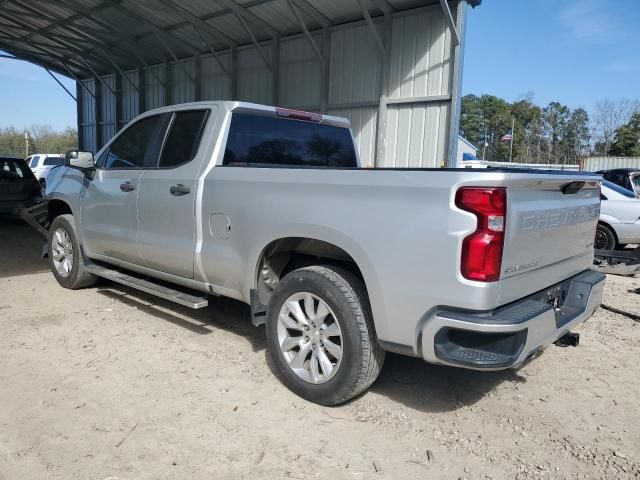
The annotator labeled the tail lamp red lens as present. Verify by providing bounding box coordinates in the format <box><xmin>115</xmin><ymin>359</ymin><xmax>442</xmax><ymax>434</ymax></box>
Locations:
<box><xmin>455</xmin><ymin>187</ymin><xmax>507</xmax><ymax>282</ymax></box>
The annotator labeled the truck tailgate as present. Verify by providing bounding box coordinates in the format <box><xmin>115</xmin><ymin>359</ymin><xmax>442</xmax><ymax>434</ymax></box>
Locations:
<box><xmin>498</xmin><ymin>173</ymin><xmax>601</xmax><ymax>305</ymax></box>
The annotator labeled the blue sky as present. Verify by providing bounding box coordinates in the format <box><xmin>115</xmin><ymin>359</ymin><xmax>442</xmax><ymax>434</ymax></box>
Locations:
<box><xmin>1</xmin><ymin>0</ymin><xmax>639</xmax><ymax>131</ymax></box>
<box><xmin>0</xmin><ymin>56</ymin><xmax>76</xmax><ymax>130</ymax></box>
<box><xmin>462</xmin><ymin>0</ymin><xmax>640</xmax><ymax>109</ymax></box>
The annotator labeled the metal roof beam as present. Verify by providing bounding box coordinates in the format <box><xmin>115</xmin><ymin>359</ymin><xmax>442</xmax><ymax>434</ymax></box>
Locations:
<box><xmin>0</xmin><ymin>47</ymin><xmax>69</xmax><ymax>77</ymax></box>
<box><xmin>439</xmin><ymin>0</ymin><xmax>460</xmax><ymax>45</ymax></box>
<box><xmin>101</xmin><ymin>0</ymin><xmax>204</xmax><ymax>56</ymax></box>
<box><xmin>189</xmin><ymin>24</ymin><xmax>232</xmax><ymax>79</ymax></box>
<box><xmin>371</xmin><ymin>0</ymin><xmax>396</xmax><ymax>15</ymax></box>
<box><xmin>62</xmin><ymin>62</ymin><xmax>96</xmax><ymax>99</ymax></box>
<box><xmin>0</xmin><ymin>8</ymin><xmax>114</xmax><ymax>70</ymax></box>
<box><xmin>0</xmin><ymin>33</ymin><xmax>93</xmax><ymax>76</ymax></box>
<box><xmin>286</xmin><ymin>0</ymin><xmax>324</xmax><ymax>65</ymax></box>
<box><xmin>45</xmin><ymin>68</ymin><xmax>77</xmax><ymax>101</ymax></box>
<box><xmin>100</xmin><ymin>48</ymin><xmax>140</xmax><ymax>93</ymax></box>
<box><xmin>357</xmin><ymin>0</ymin><xmax>385</xmax><ymax>56</ymax></box>
<box><xmin>15</xmin><ymin>0</ymin><xmax>114</xmax><ymax>41</ymax></box>
<box><xmin>77</xmin><ymin>55</ymin><xmax>116</xmax><ymax>96</ymax></box>
<box><xmin>218</xmin><ymin>0</ymin><xmax>281</xmax><ymax>39</ymax></box>
<box><xmin>158</xmin><ymin>0</ymin><xmax>237</xmax><ymax>48</ymax></box>
<box><xmin>291</xmin><ymin>0</ymin><xmax>332</xmax><ymax>28</ymax></box>
<box><xmin>232</xmin><ymin>9</ymin><xmax>272</xmax><ymax>71</ymax></box>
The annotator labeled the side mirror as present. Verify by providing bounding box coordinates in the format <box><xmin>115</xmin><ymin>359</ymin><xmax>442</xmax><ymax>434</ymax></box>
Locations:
<box><xmin>65</xmin><ymin>150</ymin><xmax>95</xmax><ymax>170</ymax></box>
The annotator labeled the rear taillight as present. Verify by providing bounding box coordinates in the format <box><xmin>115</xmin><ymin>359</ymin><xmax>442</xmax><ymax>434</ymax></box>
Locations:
<box><xmin>455</xmin><ymin>187</ymin><xmax>506</xmax><ymax>282</ymax></box>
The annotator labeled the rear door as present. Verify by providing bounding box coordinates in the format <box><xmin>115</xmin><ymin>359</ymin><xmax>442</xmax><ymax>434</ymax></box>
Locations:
<box><xmin>80</xmin><ymin>114</ymin><xmax>164</xmax><ymax>265</ymax></box>
<box><xmin>498</xmin><ymin>174</ymin><xmax>601</xmax><ymax>304</ymax></box>
<box><xmin>136</xmin><ymin>108</ymin><xmax>214</xmax><ymax>278</ymax></box>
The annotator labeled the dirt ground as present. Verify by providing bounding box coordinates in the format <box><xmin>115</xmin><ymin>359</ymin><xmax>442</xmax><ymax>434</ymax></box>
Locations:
<box><xmin>0</xmin><ymin>217</ymin><xmax>638</xmax><ymax>480</ymax></box>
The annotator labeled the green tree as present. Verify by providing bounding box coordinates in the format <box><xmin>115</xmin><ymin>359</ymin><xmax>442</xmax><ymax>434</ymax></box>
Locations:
<box><xmin>609</xmin><ymin>113</ymin><xmax>640</xmax><ymax>156</ymax></box>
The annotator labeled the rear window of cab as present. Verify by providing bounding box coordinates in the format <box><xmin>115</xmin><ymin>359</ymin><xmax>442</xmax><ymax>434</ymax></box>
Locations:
<box><xmin>223</xmin><ymin>113</ymin><xmax>358</xmax><ymax>168</ymax></box>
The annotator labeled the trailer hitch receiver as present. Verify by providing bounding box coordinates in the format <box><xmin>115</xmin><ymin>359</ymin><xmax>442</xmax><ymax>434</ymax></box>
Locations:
<box><xmin>554</xmin><ymin>332</ymin><xmax>580</xmax><ymax>347</ymax></box>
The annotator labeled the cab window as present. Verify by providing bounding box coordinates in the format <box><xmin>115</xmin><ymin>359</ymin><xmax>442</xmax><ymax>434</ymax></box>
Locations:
<box><xmin>158</xmin><ymin>110</ymin><xmax>209</xmax><ymax>168</ymax></box>
<box><xmin>103</xmin><ymin>115</ymin><xmax>162</xmax><ymax>169</ymax></box>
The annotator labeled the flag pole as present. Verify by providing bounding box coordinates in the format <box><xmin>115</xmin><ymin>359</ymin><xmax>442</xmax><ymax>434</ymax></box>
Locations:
<box><xmin>508</xmin><ymin>118</ymin><xmax>514</xmax><ymax>162</ymax></box>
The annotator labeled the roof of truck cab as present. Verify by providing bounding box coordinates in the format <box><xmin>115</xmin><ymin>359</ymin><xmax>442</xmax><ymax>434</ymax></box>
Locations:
<box><xmin>133</xmin><ymin>101</ymin><xmax>352</xmax><ymax>128</ymax></box>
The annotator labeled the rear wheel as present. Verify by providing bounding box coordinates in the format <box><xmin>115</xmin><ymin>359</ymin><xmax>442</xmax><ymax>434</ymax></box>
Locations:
<box><xmin>48</xmin><ymin>214</ymin><xmax>97</xmax><ymax>289</ymax></box>
<box><xmin>266</xmin><ymin>265</ymin><xmax>384</xmax><ymax>405</ymax></box>
<box><xmin>595</xmin><ymin>223</ymin><xmax>616</xmax><ymax>250</ymax></box>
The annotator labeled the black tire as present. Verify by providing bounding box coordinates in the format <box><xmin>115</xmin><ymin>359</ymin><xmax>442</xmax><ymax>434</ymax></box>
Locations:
<box><xmin>595</xmin><ymin>223</ymin><xmax>617</xmax><ymax>250</ymax></box>
<box><xmin>48</xmin><ymin>214</ymin><xmax>97</xmax><ymax>289</ymax></box>
<box><xmin>266</xmin><ymin>265</ymin><xmax>385</xmax><ymax>405</ymax></box>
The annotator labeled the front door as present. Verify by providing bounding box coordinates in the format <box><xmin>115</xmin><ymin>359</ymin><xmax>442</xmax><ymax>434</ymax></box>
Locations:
<box><xmin>137</xmin><ymin>108</ymin><xmax>214</xmax><ymax>279</ymax></box>
<box><xmin>80</xmin><ymin>114</ymin><xmax>164</xmax><ymax>265</ymax></box>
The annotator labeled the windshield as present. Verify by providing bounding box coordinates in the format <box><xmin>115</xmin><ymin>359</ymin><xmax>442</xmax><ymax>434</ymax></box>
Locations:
<box><xmin>603</xmin><ymin>180</ymin><xmax>636</xmax><ymax>198</ymax></box>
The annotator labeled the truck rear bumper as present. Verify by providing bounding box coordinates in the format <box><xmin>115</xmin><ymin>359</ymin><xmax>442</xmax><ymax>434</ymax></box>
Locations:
<box><xmin>420</xmin><ymin>270</ymin><xmax>606</xmax><ymax>370</ymax></box>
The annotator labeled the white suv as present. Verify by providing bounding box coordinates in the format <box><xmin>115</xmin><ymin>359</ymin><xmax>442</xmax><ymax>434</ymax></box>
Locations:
<box><xmin>27</xmin><ymin>154</ymin><xmax>65</xmax><ymax>190</ymax></box>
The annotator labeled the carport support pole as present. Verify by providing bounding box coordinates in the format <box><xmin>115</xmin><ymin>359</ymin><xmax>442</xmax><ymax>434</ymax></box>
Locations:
<box><xmin>272</xmin><ymin>36</ymin><xmax>280</xmax><ymax>105</ymax></box>
<box><xmin>115</xmin><ymin>71</ymin><xmax>122</xmax><ymax>130</ymax></box>
<box><xmin>230</xmin><ymin>46</ymin><xmax>238</xmax><ymax>99</ymax></box>
<box><xmin>164</xmin><ymin>61</ymin><xmax>171</xmax><ymax>106</ymax></box>
<box><xmin>76</xmin><ymin>81</ymin><xmax>84</xmax><ymax>150</ymax></box>
<box><xmin>320</xmin><ymin>27</ymin><xmax>330</xmax><ymax>114</ymax></box>
<box><xmin>374</xmin><ymin>13</ymin><xmax>392</xmax><ymax>168</ymax></box>
<box><xmin>194</xmin><ymin>54</ymin><xmax>202</xmax><ymax>101</ymax></box>
<box><xmin>94</xmin><ymin>76</ymin><xmax>103</xmax><ymax>151</ymax></box>
<box><xmin>138</xmin><ymin>66</ymin><xmax>146</xmax><ymax>115</ymax></box>
<box><xmin>445</xmin><ymin>0</ymin><xmax>467</xmax><ymax>168</ymax></box>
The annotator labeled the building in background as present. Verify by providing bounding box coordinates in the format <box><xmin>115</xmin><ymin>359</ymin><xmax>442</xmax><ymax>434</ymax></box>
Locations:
<box><xmin>457</xmin><ymin>135</ymin><xmax>478</xmax><ymax>164</ymax></box>
<box><xmin>582</xmin><ymin>157</ymin><xmax>640</xmax><ymax>172</ymax></box>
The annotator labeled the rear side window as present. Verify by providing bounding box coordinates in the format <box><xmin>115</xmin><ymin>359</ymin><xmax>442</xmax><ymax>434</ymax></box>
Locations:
<box><xmin>29</xmin><ymin>156</ymin><xmax>39</xmax><ymax>168</ymax></box>
<box><xmin>43</xmin><ymin>156</ymin><xmax>64</xmax><ymax>166</ymax></box>
<box><xmin>159</xmin><ymin>110</ymin><xmax>209</xmax><ymax>168</ymax></box>
<box><xmin>223</xmin><ymin>113</ymin><xmax>357</xmax><ymax>168</ymax></box>
<box><xmin>104</xmin><ymin>115</ymin><xmax>161</xmax><ymax>169</ymax></box>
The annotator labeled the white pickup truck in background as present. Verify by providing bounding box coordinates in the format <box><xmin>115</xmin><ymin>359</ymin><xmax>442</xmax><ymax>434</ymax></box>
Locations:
<box><xmin>43</xmin><ymin>101</ymin><xmax>605</xmax><ymax>405</ymax></box>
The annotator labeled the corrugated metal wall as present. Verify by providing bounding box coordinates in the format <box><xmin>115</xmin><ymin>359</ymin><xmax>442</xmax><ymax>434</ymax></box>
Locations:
<box><xmin>84</xmin><ymin>4</ymin><xmax>458</xmax><ymax>168</ymax></box>
<box><xmin>584</xmin><ymin>157</ymin><xmax>640</xmax><ymax>172</ymax></box>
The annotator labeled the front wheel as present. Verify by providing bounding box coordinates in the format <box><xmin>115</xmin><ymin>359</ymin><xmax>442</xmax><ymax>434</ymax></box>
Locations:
<box><xmin>265</xmin><ymin>265</ymin><xmax>384</xmax><ymax>405</ymax></box>
<box><xmin>48</xmin><ymin>214</ymin><xmax>97</xmax><ymax>289</ymax></box>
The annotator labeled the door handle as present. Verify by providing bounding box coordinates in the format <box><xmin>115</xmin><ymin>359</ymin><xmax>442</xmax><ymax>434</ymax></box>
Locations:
<box><xmin>170</xmin><ymin>184</ymin><xmax>191</xmax><ymax>196</ymax></box>
<box><xmin>120</xmin><ymin>181</ymin><xmax>136</xmax><ymax>192</ymax></box>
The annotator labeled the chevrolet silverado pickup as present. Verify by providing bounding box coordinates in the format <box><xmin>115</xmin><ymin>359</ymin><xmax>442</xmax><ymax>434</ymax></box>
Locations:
<box><xmin>43</xmin><ymin>101</ymin><xmax>605</xmax><ymax>405</ymax></box>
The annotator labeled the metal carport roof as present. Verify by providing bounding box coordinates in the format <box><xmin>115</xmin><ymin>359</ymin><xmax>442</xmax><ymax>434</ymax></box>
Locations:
<box><xmin>0</xmin><ymin>0</ymin><xmax>477</xmax><ymax>82</ymax></box>
<box><xmin>0</xmin><ymin>0</ymin><xmax>481</xmax><ymax>167</ymax></box>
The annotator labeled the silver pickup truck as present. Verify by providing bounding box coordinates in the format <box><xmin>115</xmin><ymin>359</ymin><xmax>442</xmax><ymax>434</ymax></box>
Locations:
<box><xmin>44</xmin><ymin>101</ymin><xmax>605</xmax><ymax>405</ymax></box>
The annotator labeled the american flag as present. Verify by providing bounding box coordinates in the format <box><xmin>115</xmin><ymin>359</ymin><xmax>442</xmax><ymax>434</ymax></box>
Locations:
<box><xmin>500</xmin><ymin>133</ymin><xmax>512</xmax><ymax>142</ymax></box>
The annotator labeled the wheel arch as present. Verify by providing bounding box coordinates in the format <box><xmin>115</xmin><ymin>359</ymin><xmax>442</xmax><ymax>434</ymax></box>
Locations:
<box><xmin>597</xmin><ymin>220</ymin><xmax>620</xmax><ymax>246</ymax></box>
<box><xmin>47</xmin><ymin>199</ymin><xmax>73</xmax><ymax>224</ymax></box>
<box><xmin>252</xmin><ymin>236</ymin><xmax>371</xmax><ymax>314</ymax></box>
